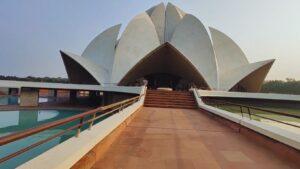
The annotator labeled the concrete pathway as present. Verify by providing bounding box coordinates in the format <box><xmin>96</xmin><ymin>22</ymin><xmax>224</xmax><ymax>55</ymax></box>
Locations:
<box><xmin>92</xmin><ymin>107</ymin><xmax>298</xmax><ymax>169</ymax></box>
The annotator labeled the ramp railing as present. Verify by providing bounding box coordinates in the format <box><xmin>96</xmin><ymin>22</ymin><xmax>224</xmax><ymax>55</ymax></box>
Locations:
<box><xmin>0</xmin><ymin>95</ymin><xmax>143</xmax><ymax>164</ymax></box>
<box><xmin>203</xmin><ymin>98</ymin><xmax>300</xmax><ymax>128</ymax></box>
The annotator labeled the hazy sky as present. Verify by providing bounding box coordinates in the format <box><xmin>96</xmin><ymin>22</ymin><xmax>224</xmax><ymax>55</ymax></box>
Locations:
<box><xmin>0</xmin><ymin>0</ymin><xmax>299</xmax><ymax>80</ymax></box>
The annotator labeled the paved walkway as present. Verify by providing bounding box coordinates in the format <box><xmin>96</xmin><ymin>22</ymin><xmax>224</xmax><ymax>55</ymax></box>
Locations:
<box><xmin>92</xmin><ymin>107</ymin><xmax>297</xmax><ymax>169</ymax></box>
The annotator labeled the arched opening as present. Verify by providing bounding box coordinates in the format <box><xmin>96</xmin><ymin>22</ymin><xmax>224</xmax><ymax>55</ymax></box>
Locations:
<box><xmin>119</xmin><ymin>43</ymin><xmax>210</xmax><ymax>90</ymax></box>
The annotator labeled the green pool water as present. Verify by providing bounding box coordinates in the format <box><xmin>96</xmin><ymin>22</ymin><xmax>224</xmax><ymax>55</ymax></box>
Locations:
<box><xmin>0</xmin><ymin>109</ymin><xmax>84</xmax><ymax>169</ymax></box>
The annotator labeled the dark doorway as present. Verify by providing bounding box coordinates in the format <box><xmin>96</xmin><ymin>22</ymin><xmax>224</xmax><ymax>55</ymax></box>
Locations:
<box><xmin>145</xmin><ymin>73</ymin><xmax>181</xmax><ymax>89</ymax></box>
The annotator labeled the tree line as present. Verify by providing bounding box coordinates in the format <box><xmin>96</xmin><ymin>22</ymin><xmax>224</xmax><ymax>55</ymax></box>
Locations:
<box><xmin>261</xmin><ymin>78</ymin><xmax>300</xmax><ymax>95</ymax></box>
<box><xmin>0</xmin><ymin>75</ymin><xmax>69</xmax><ymax>83</ymax></box>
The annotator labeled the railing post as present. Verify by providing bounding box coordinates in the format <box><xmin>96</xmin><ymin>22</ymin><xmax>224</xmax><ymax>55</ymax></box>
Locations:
<box><xmin>89</xmin><ymin>113</ymin><xmax>96</xmax><ymax>130</ymax></box>
<box><xmin>247</xmin><ymin>107</ymin><xmax>251</xmax><ymax>120</ymax></box>
<box><xmin>240</xmin><ymin>106</ymin><xmax>243</xmax><ymax>117</ymax></box>
<box><xmin>119</xmin><ymin>103</ymin><xmax>123</xmax><ymax>112</ymax></box>
<box><xmin>76</xmin><ymin>117</ymin><xmax>84</xmax><ymax>137</ymax></box>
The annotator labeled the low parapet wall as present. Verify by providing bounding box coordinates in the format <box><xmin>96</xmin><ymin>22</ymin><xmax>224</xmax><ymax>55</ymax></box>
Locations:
<box><xmin>192</xmin><ymin>89</ymin><xmax>300</xmax><ymax>164</ymax></box>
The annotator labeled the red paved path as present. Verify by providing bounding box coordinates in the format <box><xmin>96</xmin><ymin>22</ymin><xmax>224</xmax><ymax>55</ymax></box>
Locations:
<box><xmin>92</xmin><ymin>107</ymin><xmax>298</xmax><ymax>169</ymax></box>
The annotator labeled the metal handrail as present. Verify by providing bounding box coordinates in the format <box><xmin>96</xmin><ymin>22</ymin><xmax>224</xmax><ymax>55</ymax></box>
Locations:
<box><xmin>0</xmin><ymin>94</ymin><xmax>143</xmax><ymax>163</ymax></box>
<box><xmin>204</xmin><ymin>98</ymin><xmax>300</xmax><ymax>128</ymax></box>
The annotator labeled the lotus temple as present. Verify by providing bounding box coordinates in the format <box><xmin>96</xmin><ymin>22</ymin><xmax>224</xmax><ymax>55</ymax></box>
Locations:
<box><xmin>0</xmin><ymin>2</ymin><xmax>299</xmax><ymax>169</ymax></box>
<box><xmin>60</xmin><ymin>3</ymin><xmax>274</xmax><ymax>92</ymax></box>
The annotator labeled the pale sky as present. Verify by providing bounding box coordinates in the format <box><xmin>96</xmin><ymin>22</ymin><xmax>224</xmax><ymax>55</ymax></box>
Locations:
<box><xmin>0</xmin><ymin>0</ymin><xmax>299</xmax><ymax>80</ymax></box>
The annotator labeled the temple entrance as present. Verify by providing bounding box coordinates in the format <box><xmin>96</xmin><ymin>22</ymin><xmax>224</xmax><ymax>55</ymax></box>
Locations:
<box><xmin>145</xmin><ymin>73</ymin><xmax>180</xmax><ymax>90</ymax></box>
<box><xmin>144</xmin><ymin>73</ymin><xmax>196</xmax><ymax>90</ymax></box>
<box><xmin>119</xmin><ymin>43</ymin><xmax>210</xmax><ymax>91</ymax></box>
<box><xmin>146</xmin><ymin>73</ymin><xmax>179</xmax><ymax>89</ymax></box>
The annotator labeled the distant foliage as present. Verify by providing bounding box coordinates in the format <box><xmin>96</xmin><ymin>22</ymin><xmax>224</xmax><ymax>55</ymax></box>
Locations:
<box><xmin>0</xmin><ymin>75</ymin><xmax>69</xmax><ymax>83</ymax></box>
<box><xmin>261</xmin><ymin>78</ymin><xmax>300</xmax><ymax>95</ymax></box>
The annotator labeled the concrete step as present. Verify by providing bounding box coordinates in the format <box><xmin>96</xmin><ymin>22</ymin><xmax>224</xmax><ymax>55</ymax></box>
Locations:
<box><xmin>146</xmin><ymin>97</ymin><xmax>193</xmax><ymax>100</ymax></box>
<box><xmin>146</xmin><ymin>93</ymin><xmax>193</xmax><ymax>97</ymax></box>
<box><xmin>144</xmin><ymin>103</ymin><xmax>197</xmax><ymax>109</ymax></box>
<box><xmin>144</xmin><ymin>90</ymin><xmax>197</xmax><ymax>109</ymax></box>
<box><xmin>146</xmin><ymin>90</ymin><xmax>191</xmax><ymax>93</ymax></box>
<box><xmin>144</xmin><ymin>101</ymin><xmax>196</xmax><ymax>105</ymax></box>
<box><xmin>144</xmin><ymin>102</ymin><xmax>196</xmax><ymax>107</ymax></box>
<box><xmin>146</xmin><ymin>92</ymin><xmax>193</xmax><ymax>96</ymax></box>
<box><xmin>146</xmin><ymin>91</ymin><xmax>193</xmax><ymax>95</ymax></box>
<box><xmin>145</xmin><ymin>99</ymin><xmax>196</xmax><ymax>104</ymax></box>
<box><xmin>146</xmin><ymin>94</ymin><xmax>193</xmax><ymax>98</ymax></box>
<box><xmin>145</xmin><ymin>98</ymin><xmax>196</xmax><ymax>102</ymax></box>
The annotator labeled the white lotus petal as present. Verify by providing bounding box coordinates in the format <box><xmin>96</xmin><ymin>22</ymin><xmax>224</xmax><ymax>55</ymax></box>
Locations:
<box><xmin>111</xmin><ymin>12</ymin><xmax>160</xmax><ymax>84</ymax></box>
<box><xmin>209</xmin><ymin>27</ymin><xmax>249</xmax><ymax>74</ymax></box>
<box><xmin>61</xmin><ymin>51</ymin><xmax>109</xmax><ymax>85</ymax></box>
<box><xmin>171</xmin><ymin>14</ymin><xmax>218</xmax><ymax>89</ymax></box>
<box><xmin>165</xmin><ymin>3</ymin><xmax>184</xmax><ymax>42</ymax></box>
<box><xmin>147</xmin><ymin>3</ymin><xmax>165</xmax><ymax>44</ymax></box>
<box><xmin>219</xmin><ymin>59</ymin><xmax>275</xmax><ymax>92</ymax></box>
<box><xmin>174</xmin><ymin>4</ymin><xmax>186</xmax><ymax>17</ymax></box>
<box><xmin>146</xmin><ymin>4</ymin><xmax>156</xmax><ymax>16</ymax></box>
<box><xmin>82</xmin><ymin>24</ymin><xmax>121</xmax><ymax>76</ymax></box>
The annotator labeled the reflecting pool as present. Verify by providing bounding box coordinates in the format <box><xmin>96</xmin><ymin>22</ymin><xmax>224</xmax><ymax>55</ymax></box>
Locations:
<box><xmin>0</xmin><ymin>109</ymin><xmax>83</xmax><ymax>168</ymax></box>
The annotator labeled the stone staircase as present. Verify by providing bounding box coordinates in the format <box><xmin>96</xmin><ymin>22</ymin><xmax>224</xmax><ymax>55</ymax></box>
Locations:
<box><xmin>144</xmin><ymin>90</ymin><xmax>197</xmax><ymax>109</ymax></box>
